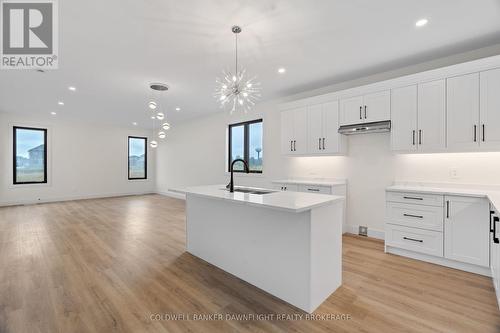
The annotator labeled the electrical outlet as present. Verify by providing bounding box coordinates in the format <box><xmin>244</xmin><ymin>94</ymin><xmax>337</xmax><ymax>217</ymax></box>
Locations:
<box><xmin>450</xmin><ymin>167</ymin><xmax>459</xmax><ymax>179</ymax></box>
<box><xmin>359</xmin><ymin>226</ymin><xmax>368</xmax><ymax>237</ymax></box>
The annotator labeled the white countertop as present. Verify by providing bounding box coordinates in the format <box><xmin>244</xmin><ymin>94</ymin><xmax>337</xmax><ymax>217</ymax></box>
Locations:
<box><xmin>181</xmin><ymin>185</ymin><xmax>344</xmax><ymax>213</ymax></box>
<box><xmin>272</xmin><ymin>179</ymin><xmax>346</xmax><ymax>186</ymax></box>
<box><xmin>386</xmin><ymin>183</ymin><xmax>500</xmax><ymax>211</ymax></box>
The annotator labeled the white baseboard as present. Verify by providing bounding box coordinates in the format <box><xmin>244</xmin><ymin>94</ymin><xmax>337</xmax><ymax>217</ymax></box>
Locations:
<box><xmin>157</xmin><ymin>190</ymin><xmax>186</xmax><ymax>200</ymax></box>
<box><xmin>346</xmin><ymin>225</ymin><xmax>385</xmax><ymax>240</ymax></box>
<box><xmin>0</xmin><ymin>191</ymin><xmax>155</xmax><ymax>207</ymax></box>
<box><xmin>386</xmin><ymin>246</ymin><xmax>491</xmax><ymax>277</ymax></box>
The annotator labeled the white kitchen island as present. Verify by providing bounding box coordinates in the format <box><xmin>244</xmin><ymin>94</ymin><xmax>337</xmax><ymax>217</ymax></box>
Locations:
<box><xmin>183</xmin><ymin>185</ymin><xmax>344</xmax><ymax>313</ymax></box>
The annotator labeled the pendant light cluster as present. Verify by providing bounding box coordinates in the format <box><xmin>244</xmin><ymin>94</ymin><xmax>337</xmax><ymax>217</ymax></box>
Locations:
<box><xmin>148</xmin><ymin>83</ymin><xmax>171</xmax><ymax>148</ymax></box>
<box><xmin>214</xmin><ymin>25</ymin><xmax>261</xmax><ymax>114</ymax></box>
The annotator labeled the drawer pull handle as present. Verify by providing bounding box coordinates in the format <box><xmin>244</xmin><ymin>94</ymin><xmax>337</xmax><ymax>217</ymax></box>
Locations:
<box><xmin>403</xmin><ymin>237</ymin><xmax>423</xmax><ymax>243</ymax></box>
<box><xmin>403</xmin><ymin>214</ymin><xmax>423</xmax><ymax>219</ymax></box>
<box><xmin>307</xmin><ymin>188</ymin><xmax>320</xmax><ymax>192</ymax></box>
<box><xmin>403</xmin><ymin>196</ymin><xmax>423</xmax><ymax>200</ymax></box>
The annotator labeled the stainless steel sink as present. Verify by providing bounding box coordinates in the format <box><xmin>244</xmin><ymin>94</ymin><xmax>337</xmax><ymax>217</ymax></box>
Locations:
<box><xmin>222</xmin><ymin>187</ymin><xmax>276</xmax><ymax>195</ymax></box>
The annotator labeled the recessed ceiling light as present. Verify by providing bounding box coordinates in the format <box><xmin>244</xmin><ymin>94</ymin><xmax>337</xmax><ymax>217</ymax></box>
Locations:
<box><xmin>415</xmin><ymin>18</ymin><xmax>428</xmax><ymax>27</ymax></box>
<box><xmin>132</xmin><ymin>122</ymin><xmax>137</xmax><ymax>126</ymax></box>
<box><xmin>50</xmin><ymin>111</ymin><xmax>57</xmax><ymax>115</ymax></box>
<box><xmin>68</xmin><ymin>86</ymin><xmax>76</xmax><ymax>91</ymax></box>
<box><xmin>58</xmin><ymin>101</ymin><xmax>64</xmax><ymax>106</ymax></box>
<box><xmin>175</xmin><ymin>107</ymin><xmax>181</xmax><ymax>111</ymax></box>
<box><xmin>278</xmin><ymin>67</ymin><xmax>286</xmax><ymax>74</ymax></box>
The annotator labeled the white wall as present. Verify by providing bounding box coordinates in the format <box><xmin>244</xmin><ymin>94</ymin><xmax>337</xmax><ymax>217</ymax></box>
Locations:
<box><xmin>0</xmin><ymin>112</ymin><xmax>156</xmax><ymax>206</ymax></box>
<box><xmin>157</xmin><ymin>45</ymin><xmax>500</xmax><ymax>236</ymax></box>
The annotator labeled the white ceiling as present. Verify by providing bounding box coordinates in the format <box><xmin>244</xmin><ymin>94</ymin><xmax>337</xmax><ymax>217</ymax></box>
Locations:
<box><xmin>1</xmin><ymin>0</ymin><xmax>500</xmax><ymax>128</ymax></box>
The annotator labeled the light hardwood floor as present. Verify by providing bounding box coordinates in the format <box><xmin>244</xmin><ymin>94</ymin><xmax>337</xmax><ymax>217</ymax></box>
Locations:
<box><xmin>0</xmin><ymin>194</ymin><xmax>499</xmax><ymax>333</ymax></box>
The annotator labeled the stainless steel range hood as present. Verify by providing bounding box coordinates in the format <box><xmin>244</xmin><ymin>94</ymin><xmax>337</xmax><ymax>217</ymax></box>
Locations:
<box><xmin>338</xmin><ymin>120</ymin><xmax>391</xmax><ymax>135</ymax></box>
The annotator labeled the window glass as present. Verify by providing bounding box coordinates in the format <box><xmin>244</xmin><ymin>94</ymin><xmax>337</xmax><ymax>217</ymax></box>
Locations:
<box><xmin>14</xmin><ymin>127</ymin><xmax>47</xmax><ymax>184</ymax></box>
<box><xmin>248</xmin><ymin>122</ymin><xmax>263</xmax><ymax>172</ymax></box>
<box><xmin>230</xmin><ymin>125</ymin><xmax>245</xmax><ymax>171</ymax></box>
<box><xmin>128</xmin><ymin>137</ymin><xmax>147</xmax><ymax>179</ymax></box>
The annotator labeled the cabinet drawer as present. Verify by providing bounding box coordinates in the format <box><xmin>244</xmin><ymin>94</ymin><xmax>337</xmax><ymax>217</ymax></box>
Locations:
<box><xmin>385</xmin><ymin>224</ymin><xmax>443</xmax><ymax>257</ymax></box>
<box><xmin>386</xmin><ymin>202</ymin><xmax>443</xmax><ymax>231</ymax></box>
<box><xmin>387</xmin><ymin>191</ymin><xmax>443</xmax><ymax>207</ymax></box>
<box><xmin>298</xmin><ymin>184</ymin><xmax>332</xmax><ymax>194</ymax></box>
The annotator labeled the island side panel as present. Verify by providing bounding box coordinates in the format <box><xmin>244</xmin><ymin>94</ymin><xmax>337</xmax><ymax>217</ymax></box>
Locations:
<box><xmin>309</xmin><ymin>200</ymin><xmax>343</xmax><ymax>312</ymax></box>
<box><xmin>186</xmin><ymin>194</ymin><xmax>312</xmax><ymax>312</ymax></box>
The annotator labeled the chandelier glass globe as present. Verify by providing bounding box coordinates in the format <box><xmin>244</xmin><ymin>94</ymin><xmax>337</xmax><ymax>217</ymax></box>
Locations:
<box><xmin>162</xmin><ymin>122</ymin><xmax>171</xmax><ymax>130</ymax></box>
<box><xmin>150</xmin><ymin>140</ymin><xmax>158</xmax><ymax>148</ymax></box>
<box><xmin>156</xmin><ymin>112</ymin><xmax>164</xmax><ymax>120</ymax></box>
<box><xmin>148</xmin><ymin>101</ymin><xmax>157</xmax><ymax>110</ymax></box>
<box><xmin>158</xmin><ymin>131</ymin><xmax>166</xmax><ymax>139</ymax></box>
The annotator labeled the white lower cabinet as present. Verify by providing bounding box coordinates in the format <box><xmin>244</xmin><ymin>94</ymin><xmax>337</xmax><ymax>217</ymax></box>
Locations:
<box><xmin>490</xmin><ymin>208</ymin><xmax>500</xmax><ymax>308</ymax></box>
<box><xmin>385</xmin><ymin>224</ymin><xmax>443</xmax><ymax>257</ymax></box>
<box><xmin>444</xmin><ymin>195</ymin><xmax>489</xmax><ymax>267</ymax></box>
<box><xmin>386</xmin><ymin>191</ymin><xmax>491</xmax><ymax>274</ymax></box>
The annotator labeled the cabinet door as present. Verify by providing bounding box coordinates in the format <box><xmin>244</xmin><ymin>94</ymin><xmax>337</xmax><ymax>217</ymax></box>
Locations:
<box><xmin>417</xmin><ymin>80</ymin><xmax>446</xmax><ymax>151</ymax></box>
<box><xmin>339</xmin><ymin>96</ymin><xmax>363</xmax><ymax>125</ymax></box>
<box><xmin>480</xmin><ymin>68</ymin><xmax>500</xmax><ymax>149</ymax></box>
<box><xmin>447</xmin><ymin>73</ymin><xmax>480</xmax><ymax>150</ymax></box>
<box><xmin>281</xmin><ymin>110</ymin><xmax>294</xmax><ymax>154</ymax></box>
<box><xmin>444</xmin><ymin>196</ymin><xmax>489</xmax><ymax>267</ymax></box>
<box><xmin>322</xmin><ymin>101</ymin><xmax>342</xmax><ymax>154</ymax></box>
<box><xmin>391</xmin><ymin>85</ymin><xmax>417</xmax><ymax>151</ymax></box>
<box><xmin>363</xmin><ymin>90</ymin><xmax>390</xmax><ymax>123</ymax></box>
<box><xmin>307</xmin><ymin>104</ymin><xmax>323</xmax><ymax>154</ymax></box>
<box><xmin>292</xmin><ymin>107</ymin><xmax>308</xmax><ymax>155</ymax></box>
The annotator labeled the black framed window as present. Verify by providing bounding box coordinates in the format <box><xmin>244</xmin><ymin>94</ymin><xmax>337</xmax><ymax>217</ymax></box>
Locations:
<box><xmin>128</xmin><ymin>136</ymin><xmax>147</xmax><ymax>180</ymax></box>
<box><xmin>228</xmin><ymin>119</ymin><xmax>263</xmax><ymax>173</ymax></box>
<box><xmin>13</xmin><ymin>126</ymin><xmax>47</xmax><ymax>184</ymax></box>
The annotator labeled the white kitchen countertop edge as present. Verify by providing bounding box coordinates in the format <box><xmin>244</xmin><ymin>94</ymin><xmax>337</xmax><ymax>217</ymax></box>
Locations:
<box><xmin>272</xmin><ymin>179</ymin><xmax>347</xmax><ymax>186</ymax></box>
<box><xmin>181</xmin><ymin>185</ymin><xmax>344</xmax><ymax>213</ymax></box>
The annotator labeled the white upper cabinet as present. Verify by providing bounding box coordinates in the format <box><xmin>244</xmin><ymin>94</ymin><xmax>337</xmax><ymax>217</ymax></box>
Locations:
<box><xmin>417</xmin><ymin>80</ymin><xmax>446</xmax><ymax>151</ymax></box>
<box><xmin>363</xmin><ymin>90</ymin><xmax>391</xmax><ymax>123</ymax></box>
<box><xmin>480</xmin><ymin>68</ymin><xmax>500</xmax><ymax>150</ymax></box>
<box><xmin>444</xmin><ymin>196</ymin><xmax>489</xmax><ymax>267</ymax></box>
<box><xmin>307</xmin><ymin>104</ymin><xmax>324</xmax><ymax>154</ymax></box>
<box><xmin>447</xmin><ymin>73</ymin><xmax>480</xmax><ymax>150</ymax></box>
<box><xmin>339</xmin><ymin>96</ymin><xmax>364</xmax><ymax>125</ymax></box>
<box><xmin>391</xmin><ymin>85</ymin><xmax>418</xmax><ymax>151</ymax></box>
<box><xmin>281</xmin><ymin>107</ymin><xmax>307</xmax><ymax>155</ymax></box>
<box><xmin>339</xmin><ymin>91</ymin><xmax>390</xmax><ymax>125</ymax></box>
<box><xmin>322</xmin><ymin>101</ymin><xmax>343</xmax><ymax>154</ymax></box>
<box><xmin>283</xmin><ymin>100</ymin><xmax>344</xmax><ymax>156</ymax></box>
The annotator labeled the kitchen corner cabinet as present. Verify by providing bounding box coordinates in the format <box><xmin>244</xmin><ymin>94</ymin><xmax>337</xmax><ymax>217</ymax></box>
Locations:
<box><xmin>444</xmin><ymin>195</ymin><xmax>489</xmax><ymax>267</ymax></box>
<box><xmin>339</xmin><ymin>90</ymin><xmax>390</xmax><ymax>126</ymax></box>
<box><xmin>282</xmin><ymin>101</ymin><xmax>345</xmax><ymax>156</ymax></box>
<box><xmin>390</xmin><ymin>80</ymin><xmax>446</xmax><ymax>152</ymax></box>
<box><xmin>281</xmin><ymin>107</ymin><xmax>307</xmax><ymax>155</ymax></box>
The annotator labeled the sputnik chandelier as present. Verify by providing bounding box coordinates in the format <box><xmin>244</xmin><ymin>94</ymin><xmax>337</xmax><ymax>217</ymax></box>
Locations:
<box><xmin>148</xmin><ymin>83</ymin><xmax>171</xmax><ymax>148</ymax></box>
<box><xmin>214</xmin><ymin>25</ymin><xmax>261</xmax><ymax>113</ymax></box>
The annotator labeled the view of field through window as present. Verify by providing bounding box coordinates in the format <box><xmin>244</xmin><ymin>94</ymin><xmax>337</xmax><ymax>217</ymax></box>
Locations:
<box><xmin>229</xmin><ymin>120</ymin><xmax>263</xmax><ymax>172</ymax></box>
<box><xmin>15</xmin><ymin>128</ymin><xmax>46</xmax><ymax>183</ymax></box>
<box><xmin>128</xmin><ymin>137</ymin><xmax>146</xmax><ymax>179</ymax></box>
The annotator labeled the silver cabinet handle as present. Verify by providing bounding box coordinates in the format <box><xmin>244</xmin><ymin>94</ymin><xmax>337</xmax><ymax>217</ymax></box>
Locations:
<box><xmin>318</xmin><ymin>138</ymin><xmax>321</xmax><ymax>150</ymax></box>
<box><xmin>293</xmin><ymin>140</ymin><xmax>296</xmax><ymax>151</ymax></box>
<box><xmin>307</xmin><ymin>188</ymin><xmax>320</xmax><ymax>192</ymax></box>
<box><xmin>483</xmin><ymin>124</ymin><xmax>485</xmax><ymax>142</ymax></box>
<box><xmin>473</xmin><ymin>125</ymin><xmax>477</xmax><ymax>142</ymax></box>
<box><xmin>359</xmin><ymin>106</ymin><xmax>362</xmax><ymax>119</ymax></box>
<box><xmin>418</xmin><ymin>130</ymin><xmax>422</xmax><ymax>145</ymax></box>
<box><xmin>403</xmin><ymin>196</ymin><xmax>423</xmax><ymax>201</ymax></box>
<box><xmin>322</xmin><ymin>138</ymin><xmax>325</xmax><ymax>150</ymax></box>
<box><xmin>290</xmin><ymin>141</ymin><xmax>293</xmax><ymax>152</ymax></box>
<box><xmin>412</xmin><ymin>130</ymin><xmax>416</xmax><ymax>146</ymax></box>
<box><xmin>364</xmin><ymin>105</ymin><xmax>367</xmax><ymax>119</ymax></box>
<box><xmin>446</xmin><ymin>200</ymin><xmax>450</xmax><ymax>219</ymax></box>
